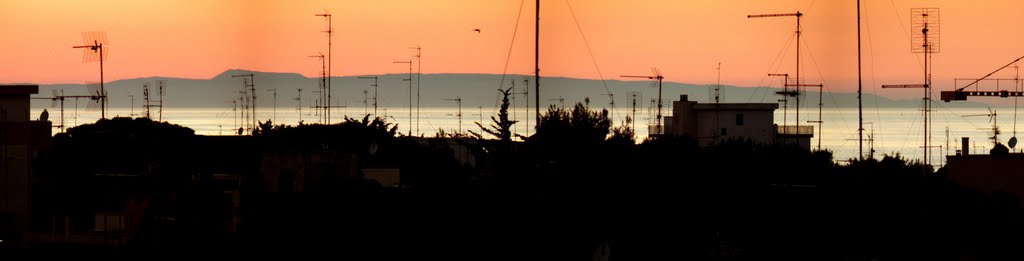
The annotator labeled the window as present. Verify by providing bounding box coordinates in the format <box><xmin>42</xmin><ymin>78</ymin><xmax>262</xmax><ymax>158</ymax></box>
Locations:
<box><xmin>736</xmin><ymin>114</ymin><xmax>744</xmax><ymax>126</ymax></box>
<box><xmin>721</xmin><ymin>128</ymin><xmax>727</xmax><ymax>136</ymax></box>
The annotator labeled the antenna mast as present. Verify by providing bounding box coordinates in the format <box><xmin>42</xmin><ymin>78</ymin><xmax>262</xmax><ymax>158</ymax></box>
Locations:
<box><xmin>750</xmin><ymin>11</ymin><xmax>805</xmax><ymax>133</ymax></box>
<box><xmin>358</xmin><ymin>76</ymin><xmax>380</xmax><ymax>118</ymax></box>
<box><xmin>622</xmin><ymin>68</ymin><xmax>665</xmax><ymax>136</ymax></box>
<box><xmin>232</xmin><ymin>74</ymin><xmax>256</xmax><ymax>134</ymax></box>
<box><xmin>73</xmin><ymin>31</ymin><xmax>109</xmax><ymax>119</ymax></box>
<box><xmin>535</xmin><ymin>0</ymin><xmax>541</xmax><ymax>126</ymax></box>
<box><xmin>883</xmin><ymin>8</ymin><xmax>939</xmax><ymax>169</ymax></box>
<box><xmin>411</xmin><ymin>46</ymin><xmax>422</xmax><ymax>135</ymax></box>
<box><xmin>858</xmin><ymin>0</ymin><xmax>865</xmax><ymax>160</ymax></box>
<box><xmin>294</xmin><ymin>88</ymin><xmax>303</xmax><ymax>123</ymax></box>
<box><xmin>315</xmin><ymin>12</ymin><xmax>333</xmax><ymax>124</ymax></box>
<box><xmin>267</xmin><ymin>88</ymin><xmax>277</xmax><ymax>123</ymax></box>
<box><xmin>445</xmin><ymin>97</ymin><xmax>463</xmax><ymax>134</ymax></box>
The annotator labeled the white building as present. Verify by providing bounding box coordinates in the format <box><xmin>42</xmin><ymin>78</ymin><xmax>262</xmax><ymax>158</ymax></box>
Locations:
<box><xmin>662</xmin><ymin>95</ymin><xmax>812</xmax><ymax>149</ymax></box>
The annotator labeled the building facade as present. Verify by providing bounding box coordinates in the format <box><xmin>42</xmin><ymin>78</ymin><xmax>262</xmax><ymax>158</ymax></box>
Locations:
<box><xmin>662</xmin><ymin>94</ymin><xmax>811</xmax><ymax>149</ymax></box>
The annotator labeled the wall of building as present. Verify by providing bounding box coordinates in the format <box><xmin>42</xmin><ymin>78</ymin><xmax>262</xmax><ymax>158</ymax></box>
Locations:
<box><xmin>695</xmin><ymin>109</ymin><xmax>775</xmax><ymax>145</ymax></box>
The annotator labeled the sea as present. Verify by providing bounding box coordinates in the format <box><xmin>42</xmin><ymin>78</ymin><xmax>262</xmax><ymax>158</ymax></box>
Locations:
<box><xmin>32</xmin><ymin>105</ymin><xmax>1019</xmax><ymax>168</ymax></box>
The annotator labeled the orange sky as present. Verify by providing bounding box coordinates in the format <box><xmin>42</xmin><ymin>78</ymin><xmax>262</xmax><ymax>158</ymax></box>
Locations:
<box><xmin>1</xmin><ymin>0</ymin><xmax>1022</xmax><ymax>98</ymax></box>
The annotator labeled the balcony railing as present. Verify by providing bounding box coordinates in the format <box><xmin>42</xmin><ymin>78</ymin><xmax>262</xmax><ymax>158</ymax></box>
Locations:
<box><xmin>776</xmin><ymin>125</ymin><xmax>814</xmax><ymax>136</ymax></box>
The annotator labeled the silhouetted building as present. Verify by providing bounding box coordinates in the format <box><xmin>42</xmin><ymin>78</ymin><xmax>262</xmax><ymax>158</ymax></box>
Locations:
<box><xmin>663</xmin><ymin>95</ymin><xmax>811</xmax><ymax>148</ymax></box>
<box><xmin>0</xmin><ymin>85</ymin><xmax>51</xmax><ymax>242</ymax></box>
<box><xmin>946</xmin><ymin>140</ymin><xmax>1024</xmax><ymax>208</ymax></box>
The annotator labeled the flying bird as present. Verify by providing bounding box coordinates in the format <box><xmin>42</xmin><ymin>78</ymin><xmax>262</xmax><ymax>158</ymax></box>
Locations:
<box><xmin>472</xmin><ymin>28</ymin><xmax>481</xmax><ymax>33</ymax></box>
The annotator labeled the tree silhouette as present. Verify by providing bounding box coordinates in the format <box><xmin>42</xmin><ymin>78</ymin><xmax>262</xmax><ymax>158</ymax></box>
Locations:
<box><xmin>470</xmin><ymin>86</ymin><xmax>518</xmax><ymax>141</ymax></box>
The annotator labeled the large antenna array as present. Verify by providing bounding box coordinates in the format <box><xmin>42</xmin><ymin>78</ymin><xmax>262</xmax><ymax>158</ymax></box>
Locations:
<box><xmin>73</xmin><ymin>31</ymin><xmax>109</xmax><ymax>119</ymax></box>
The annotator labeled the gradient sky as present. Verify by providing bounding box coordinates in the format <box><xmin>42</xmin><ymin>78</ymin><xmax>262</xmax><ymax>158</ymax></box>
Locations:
<box><xmin>2</xmin><ymin>0</ymin><xmax>1022</xmax><ymax>99</ymax></box>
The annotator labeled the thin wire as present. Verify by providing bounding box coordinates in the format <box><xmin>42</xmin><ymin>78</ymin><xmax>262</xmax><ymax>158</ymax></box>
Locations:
<box><xmin>493</xmin><ymin>0</ymin><xmax>527</xmax><ymax>119</ymax></box>
<box><xmin>566</xmin><ymin>0</ymin><xmax>615</xmax><ymax>120</ymax></box>
<box><xmin>864</xmin><ymin>0</ymin><xmax>885</xmax><ymax>152</ymax></box>
<box><xmin>889</xmin><ymin>0</ymin><xmax>924</xmax><ymax>70</ymax></box>
<box><xmin>747</xmin><ymin>32</ymin><xmax>795</xmax><ymax>102</ymax></box>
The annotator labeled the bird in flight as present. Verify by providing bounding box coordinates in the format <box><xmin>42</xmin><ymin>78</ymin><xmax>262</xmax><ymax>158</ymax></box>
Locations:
<box><xmin>472</xmin><ymin>28</ymin><xmax>481</xmax><ymax>33</ymax></box>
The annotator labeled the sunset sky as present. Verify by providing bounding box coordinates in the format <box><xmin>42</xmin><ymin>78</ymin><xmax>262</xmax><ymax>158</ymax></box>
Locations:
<box><xmin>2</xmin><ymin>0</ymin><xmax>1022</xmax><ymax>99</ymax></box>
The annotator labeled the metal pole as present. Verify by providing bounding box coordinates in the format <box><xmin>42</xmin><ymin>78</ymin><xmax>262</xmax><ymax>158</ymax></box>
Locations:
<box><xmin>535</xmin><ymin>0</ymin><xmax>541</xmax><ymax>126</ymax></box>
<box><xmin>857</xmin><ymin>0</ymin><xmax>864</xmax><ymax>160</ymax></box>
<box><xmin>100</xmin><ymin>45</ymin><xmax>105</xmax><ymax>119</ymax></box>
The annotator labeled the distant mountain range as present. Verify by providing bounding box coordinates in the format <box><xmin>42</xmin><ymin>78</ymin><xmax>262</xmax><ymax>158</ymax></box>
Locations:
<box><xmin>24</xmin><ymin>69</ymin><xmax>989</xmax><ymax>110</ymax></box>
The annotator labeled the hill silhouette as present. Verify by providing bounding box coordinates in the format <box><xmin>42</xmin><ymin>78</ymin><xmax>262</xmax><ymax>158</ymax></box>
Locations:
<box><xmin>26</xmin><ymin>69</ymin><xmax>989</xmax><ymax>110</ymax></box>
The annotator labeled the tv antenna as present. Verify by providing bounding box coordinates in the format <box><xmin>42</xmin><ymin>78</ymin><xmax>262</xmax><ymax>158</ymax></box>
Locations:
<box><xmin>314</xmin><ymin>11</ymin><xmax>333</xmax><ymax>124</ymax></box>
<box><xmin>395</xmin><ymin>60</ymin><xmax>414</xmax><ymax>135</ymax></box>
<box><xmin>963</xmin><ymin>108</ymin><xmax>1000</xmax><ymax>147</ymax></box>
<box><xmin>142</xmin><ymin>81</ymin><xmax>166</xmax><ymax>121</ymax></box>
<box><xmin>294</xmin><ymin>88</ymin><xmax>303</xmax><ymax>123</ymax></box>
<box><xmin>410</xmin><ymin>45</ymin><xmax>422</xmax><ymax>135</ymax></box>
<box><xmin>73</xmin><ymin>31</ymin><xmax>109</xmax><ymax>119</ymax></box>
<box><xmin>547</xmin><ymin>97</ymin><xmax>565</xmax><ymax>109</ymax></box>
<box><xmin>444</xmin><ymin>97</ymin><xmax>463</xmax><ymax>134</ymax></box>
<box><xmin>749</xmin><ymin>11</ymin><xmax>822</xmax><ymax>139</ymax></box>
<box><xmin>358</xmin><ymin>76</ymin><xmax>380</xmax><ymax>118</ymax></box>
<box><xmin>360</xmin><ymin>89</ymin><xmax>369</xmax><ymax>116</ymax></box>
<box><xmin>266</xmin><ymin>88</ymin><xmax>277</xmax><ymax>123</ymax></box>
<box><xmin>31</xmin><ymin>89</ymin><xmax>97</xmax><ymax>133</ymax></box>
<box><xmin>715</xmin><ymin>62</ymin><xmax>722</xmax><ymax>104</ymax></box>
<box><xmin>309</xmin><ymin>53</ymin><xmax>326</xmax><ymax>123</ymax></box>
<box><xmin>883</xmin><ymin>8</ymin><xmax>939</xmax><ymax>168</ymax></box>
<box><xmin>629</xmin><ymin>91</ymin><xmax>642</xmax><ymax>131</ymax></box>
<box><xmin>804</xmin><ymin>83</ymin><xmax>825</xmax><ymax>150</ymax></box>
<box><xmin>232</xmin><ymin>74</ymin><xmax>255</xmax><ymax>134</ymax></box>
<box><xmin>621</xmin><ymin>67</ymin><xmax>664</xmax><ymax>135</ymax></box>
<box><xmin>769</xmin><ymin>73</ymin><xmax>793</xmax><ymax>133</ymax></box>
<box><xmin>522</xmin><ymin>78</ymin><xmax>530</xmax><ymax>136</ymax></box>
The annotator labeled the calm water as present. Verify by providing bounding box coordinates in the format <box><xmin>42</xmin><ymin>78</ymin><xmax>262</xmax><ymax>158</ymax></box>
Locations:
<box><xmin>32</xmin><ymin>105</ymin><xmax>1020</xmax><ymax>167</ymax></box>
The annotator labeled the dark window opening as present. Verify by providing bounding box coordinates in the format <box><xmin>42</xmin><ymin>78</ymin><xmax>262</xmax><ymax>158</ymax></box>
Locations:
<box><xmin>736</xmin><ymin>114</ymin><xmax>744</xmax><ymax>126</ymax></box>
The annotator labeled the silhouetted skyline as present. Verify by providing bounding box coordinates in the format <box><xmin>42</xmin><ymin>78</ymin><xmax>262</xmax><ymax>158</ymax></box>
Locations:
<box><xmin>3</xmin><ymin>0</ymin><xmax>1024</xmax><ymax>100</ymax></box>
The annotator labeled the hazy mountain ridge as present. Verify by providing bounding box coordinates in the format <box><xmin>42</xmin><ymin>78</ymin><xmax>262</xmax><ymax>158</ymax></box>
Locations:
<box><xmin>25</xmin><ymin>69</ymin><xmax>990</xmax><ymax>110</ymax></box>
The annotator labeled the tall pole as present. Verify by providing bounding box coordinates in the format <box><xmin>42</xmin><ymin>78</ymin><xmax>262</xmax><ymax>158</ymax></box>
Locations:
<box><xmin>316</xmin><ymin>12</ymin><xmax>333</xmax><ymax>124</ymax></box>
<box><xmin>796</xmin><ymin>12</ymin><xmax>802</xmax><ymax>131</ymax></box>
<box><xmin>924</xmin><ymin>22</ymin><xmax>930</xmax><ymax>167</ymax></box>
<box><xmin>411</xmin><ymin>46</ymin><xmax>422</xmax><ymax>136</ymax></box>
<box><xmin>267</xmin><ymin>89</ymin><xmax>277</xmax><ymax>123</ymax></box>
<box><xmin>100</xmin><ymin>45</ymin><xmax>105</xmax><ymax>119</ymax></box>
<box><xmin>296</xmin><ymin>88</ymin><xmax>303</xmax><ymax>123</ymax></box>
<box><xmin>535</xmin><ymin>0</ymin><xmax>541</xmax><ymax>126</ymax></box>
<box><xmin>857</xmin><ymin>0</ymin><xmax>864</xmax><ymax>160</ymax></box>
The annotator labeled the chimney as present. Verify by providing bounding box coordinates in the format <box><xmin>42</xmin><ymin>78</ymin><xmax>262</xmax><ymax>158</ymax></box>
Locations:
<box><xmin>962</xmin><ymin>137</ymin><xmax>969</xmax><ymax>156</ymax></box>
<box><xmin>680</xmin><ymin>95</ymin><xmax>688</xmax><ymax>102</ymax></box>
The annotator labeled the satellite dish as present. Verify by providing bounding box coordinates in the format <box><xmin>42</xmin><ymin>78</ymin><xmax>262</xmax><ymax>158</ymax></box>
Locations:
<box><xmin>1010</xmin><ymin>136</ymin><xmax>1018</xmax><ymax>149</ymax></box>
<box><xmin>369</xmin><ymin>143</ymin><xmax>379</xmax><ymax>155</ymax></box>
